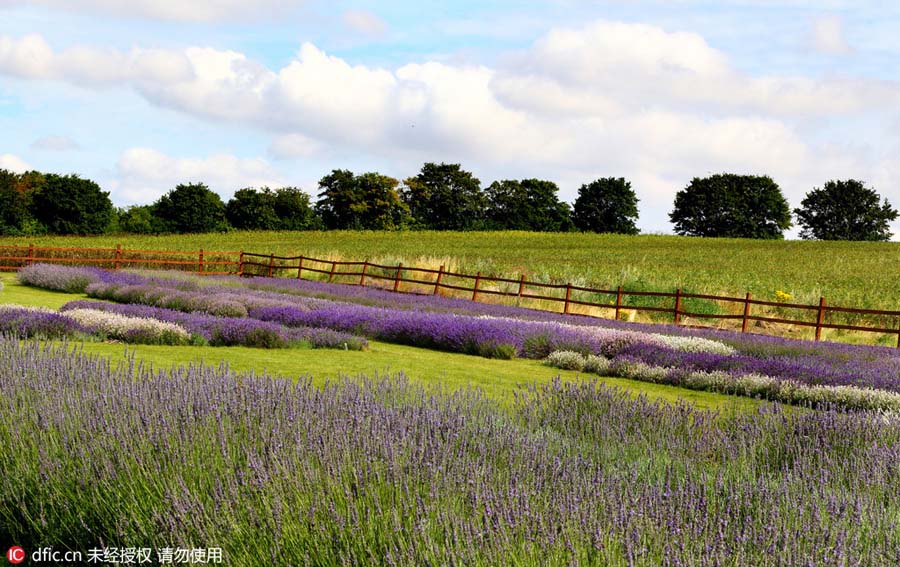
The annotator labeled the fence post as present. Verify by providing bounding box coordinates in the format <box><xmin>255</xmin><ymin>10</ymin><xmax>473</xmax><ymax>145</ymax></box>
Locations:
<box><xmin>114</xmin><ymin>244</ymin><xmax>122</xmax><ymax>271</ymax></box>
<box><xmin>741</xmin><ymin>292</ymin><xmax>752</xmax><ymax>333</ymax></box>
<box><xmin>267</xmin><ymin>254</ymin><xmax>275</xmax><ymax>278</ymax></box>
<box><xmin>27</xmin><ymin>243</ymin><xmax>34</xmax><ymax>267</ymax></box>
<box><xmin>815</xmin><ymin>297</ymin><xmax>826</xmax><ymax>341</ymax></box>
<box><xmin>674</xmin><ymin>288</ymin><xmax>683</xmax><ymax>325</ymax></box>
<box><xmin>517</xmin><ymin>274</ymin><xmax>526</xmax><ymax>298</ymax></box>
<box><xmin>393</xmin><ymin>263</ymin><xmax>403</xmax><ymax>292</ymax></box>
<box><xmin>896</xmin><ymin>317</ymin><xmax>900</xmax><ymax>349</ymax></box>
<box><xmin>328</xmin><ymin>261</ymin><xmax>337</xmax><ymax>283</ymax></box>
<box><xmin>360</xmin><ymin>261</ymin><xmax>369</xmax><ymax>286</ymax></box>
<box><xmin>615</xmin><ymin>286</ymin><xmax>623</xmax><ymax>320</ymax></box>
<box><xmin>297</xmin><ymin>256</ymin><xmax>304</xmax><ymax>279</ymax></box>
<box><xmin>433</xmin><ymin>265</ymin><xmax>444</xmax><ymax>295</ymax></box>
<box><xmin>472</xmin><ymin>272</ymin><xmax>482</xmax><ymax>301</ymax></box>
<box><xmin>198</xmin><ymin>248</ymin><xmax>204</xmax><ymax>274</ymax></box>
<box><xmin>564</xmin><ymin>283</ymin><xmax>572</xmax><ymax>315</ymax></box>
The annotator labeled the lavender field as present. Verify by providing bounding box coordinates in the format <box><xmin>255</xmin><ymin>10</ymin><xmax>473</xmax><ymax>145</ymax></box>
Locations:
<box><xmin>1</xmin><ymin>338</ymin><xmax>898</xmax><ymax>565</ymax></box>
<box><xmin>15</xmin><ymin>263</ymin><xmax>900</xmax><ymax>411</ymax></box>
<box><xmin>4</xmin><ymin>264</ymin><xmax>900</xmax><ymax>565</ymax></box>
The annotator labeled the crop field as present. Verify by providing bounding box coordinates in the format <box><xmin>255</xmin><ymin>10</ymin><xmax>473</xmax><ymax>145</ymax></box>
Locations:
<box><xmin>3</xmin><ymin>263</ymin><xmax>900</xmax><ymax>565</ymax></box>
<box><xmin>2</xmin><ymin>231</ymin><xmax>898</xmax><ymax>313</ymax></box>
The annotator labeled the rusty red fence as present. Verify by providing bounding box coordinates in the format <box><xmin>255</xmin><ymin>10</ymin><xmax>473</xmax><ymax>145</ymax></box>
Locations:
<box><xmin>2</xmin><ymin>244</ymin><xmax>899</xmax><ymax>347</ymax></box>
<box><xmin>0</xmin><ymin>244</ymin><xmax>240</xmax><ymax>274</ymax></box>
<box><xmin>240</xmin><ymin>251</ymin><xmax>900</xmax><ymax>348</ymax></box>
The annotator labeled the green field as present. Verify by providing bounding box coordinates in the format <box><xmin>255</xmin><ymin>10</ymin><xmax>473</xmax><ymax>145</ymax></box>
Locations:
<box><xmin>2</xmin><ymin>231</ymin><xmax>896</xmax><ymax>312</ymax></box>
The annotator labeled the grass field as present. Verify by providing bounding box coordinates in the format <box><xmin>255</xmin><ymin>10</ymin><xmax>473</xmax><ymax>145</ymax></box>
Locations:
<box><xmin>2</xmin><ymin>231</ymin><xmax>897</xmax><ymax>313</ymax></box>
<box><xmin>0</xmin><ymin>272</ymin><xmax>757</xmax><ymax>413</ymax></box>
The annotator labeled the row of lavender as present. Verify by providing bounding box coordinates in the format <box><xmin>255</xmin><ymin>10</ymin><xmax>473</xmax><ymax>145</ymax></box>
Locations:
<box><xmin>17</xmin><ymin>264</ymin><xmax>900</xmax><ymax>410</ymax></box>
<box><xmin>10</xmin><ymin>265</ymin><xmax>366</xmax><ymax>350</ymax></box>
<box><xmin>3</xmin><ymin>338</ymin><xmax>898</xmax><ymax>565</ymax></box>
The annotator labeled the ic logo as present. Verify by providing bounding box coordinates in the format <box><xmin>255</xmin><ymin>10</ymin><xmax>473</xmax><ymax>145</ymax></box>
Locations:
<box><xmin>6</xmin><ymin>547</ymin><xmax>25</xmax><ymax>564</ymax></box>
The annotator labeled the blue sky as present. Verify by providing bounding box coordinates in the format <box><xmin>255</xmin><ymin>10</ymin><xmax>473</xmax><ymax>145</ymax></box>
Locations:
<box><xmin>1</xmin><ymin>0</ymin><xmax>899</xmax><ymax>237</ymax></box>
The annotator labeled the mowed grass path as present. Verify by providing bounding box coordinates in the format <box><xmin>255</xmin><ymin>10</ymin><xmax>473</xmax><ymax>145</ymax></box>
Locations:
<box><xmin>0</xmin><ymin>273</ymin><xmax>759</xmax><ymax>413</ymax></box>
<box><xmin>2</xmin><ymin>231</ymin><xmax>897</xmax><ymax>311</ymax></box>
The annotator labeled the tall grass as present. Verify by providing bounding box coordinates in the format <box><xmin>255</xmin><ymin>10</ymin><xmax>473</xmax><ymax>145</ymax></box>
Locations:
<box><xmin>2</xmin><ymin>231</ymin><xmax>898</xmax><ymax>312</ymax></box>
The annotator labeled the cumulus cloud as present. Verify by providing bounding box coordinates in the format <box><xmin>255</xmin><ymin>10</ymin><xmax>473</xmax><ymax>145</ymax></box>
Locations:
<box><xmin>110</xmin><ymin>148</ymin><xmax>283</xmax><ymax>204</ymax></box>
<box><xmin>6</xmin><ymin>0</ymin><xmax>303</xmax><ymax>22</ymax></box>
<box><xmin>0</xmin><ymin>34</ymin><xmax>194</xmax><ymax>86</ymax></box>
<box><xmin>342</xmin><ymin>10</ymin><xmax>388</xmax><ymax>37</ymax></box>
<box><xmin>0</xmin><ymin>153</ymin><xmax>31</xmax><ymax>173</ymax></box>
<box><xmin>811</xmin><ymin>15</ymin><xmax>853</xmax><ymax>55</ymax></box>
<box><xmin>31</xmin><ymin>135</ymin><xmax>80</xmax><ymax>151</ymax></box>
<box><xmin>1</xmin><ymin>20</ymin><xmax>898</xmax><ymax>231</ymax></box>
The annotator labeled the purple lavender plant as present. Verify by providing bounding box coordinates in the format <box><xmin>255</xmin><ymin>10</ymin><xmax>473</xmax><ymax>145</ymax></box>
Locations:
<box><xmin>2</xmin><ymin>338</ymin><xmax>899</xmax><ymax>565</ymax></box>
<box><xmin>0</xmin><ymin>305</ymin><xmax>87</xmax><ymax>337</ymax></box>
<box><xmin>61</xmin><ymin>300</ymin><xmax>366</xmax><ymax>350</ymax></box>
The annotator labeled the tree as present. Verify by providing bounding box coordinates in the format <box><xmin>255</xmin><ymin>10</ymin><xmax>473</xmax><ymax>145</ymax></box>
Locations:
<box><xmin>226</xmin><ymin>188</ymin><xmax>280</xmax><ymax>230</ymax></box>
<box><xmin>226</xmin><ymin>187</ymin><xmax>320</xmax><ymax>231</ymax></box>
<box><xmin>272</xmin><ymin>187</ymin><xmax>320</xmax><ymax>230</ymax></box>
<box><xmin>402</xmin><ymin>163</ymin><xmax>486</xmax><ymax>230</ymax></box>
<box><xmin>0</xmin><ymin>169</ymin><xmax>30</xmax><ymax>235</ymax></box>
<box><xmin>152</xmin><ymin>183</ymin><xmax>228</xmax><ymax>234</ymax></box>
<box><xmin>669</xmin><ymin>174</ymin><xmax>791</xmax><ymax>239</ymax></box>
<box><xmin>116</xmin><ymin>205</ymin><xmax>156</xmax><ymax>234</ymax></box>
<box><xmin>30</xmin><ymin>173</ymin><xmax>113</xmax><ymax>235</ymax></box>
<box><xmin>794</xmin><ymin>179</ymin><xmax>898</xmax><ymax>241</ymax></box>
<box><xmin>572</xmin><ymin>177</ymin><xmax>640</xmax><ymax>234</ymax></box>
<box><xmin>316</xmin><ymin>170</ymin><xmax>410</xmax><ymax>230</ymax></box>
<box><xmin>485</xmin><ymin>179</ymin><xmax>573</xmax><ymax>231</ymax></box>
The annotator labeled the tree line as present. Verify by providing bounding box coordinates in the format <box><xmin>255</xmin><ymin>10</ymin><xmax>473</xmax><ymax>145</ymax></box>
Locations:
<box><xmin>0</xmin><ymin>164</ymin><xmax>896</xmax><ymax>241</ymax></box>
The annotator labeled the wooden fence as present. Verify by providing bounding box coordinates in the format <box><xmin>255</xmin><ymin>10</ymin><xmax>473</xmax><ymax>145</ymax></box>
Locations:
<box><xmin>0</xmin><ymin>244</ymin><xmax>240</xmax><ymax>274</ymax></box>
<box><xmin>240</xmin><ymin>251</ymin><xmax>900</xmax><ymax>348</ymax></box>
<box><xmin>2</xmin><ymin>244</ymin><xmax>899</xmax><ymax>347</ymax></box>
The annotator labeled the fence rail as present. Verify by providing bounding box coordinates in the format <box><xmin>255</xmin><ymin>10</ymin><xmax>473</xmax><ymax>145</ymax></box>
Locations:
<box><xmin>2</xmin><ymin>244</ymin><xmax>899</xmax><ymax>348</ymax></box>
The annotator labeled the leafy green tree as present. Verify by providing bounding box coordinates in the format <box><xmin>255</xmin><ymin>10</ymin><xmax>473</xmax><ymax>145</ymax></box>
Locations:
<box><xmin>0</xmin><ymin>169</ymin><xmax>29</xmax><ymax>235</ymax></box>
<box><xmin>572</xmin><ymin>177</ymin><xmax>640</xmax><ymax>234</ymax></box>
<box><xmin>152</xmin><ymin>183</ymin><xmax>228</xmax><ymax>234</ymax></box>
<box><xmin>116</xmin><ymin>205</ymin><xmax>156</xmax><ymax>234</ymax></box>
<box><xmin>316</xmin><ymin>170</ymin><xmax>410</xmax><ymax>230</ymax></box>
<box><xmin>669</xmin><ymin>174</ymin><xmax>791</xmax><ymax>239</ymax></box>
<box><xmin>226</xmin><ymin>187</ymin><xmax>320</xmax><ymax>231</ymax></box>
<box><xmin>794</xmin><ymin>179</ymin><xmax>898</xmax><ymax>241</ymax></box>
<box><xmin>272</xmin><ymin>187</ymin><xmax>320</xmax><ymax>230</ymax></box>
<box><xmin>402</xmin><ymin>163</ymin><xmax>486</xmax><ymax>230</ymax></box>
<box><xmin>30</xmin><ymin>173</ymin><xmax>113</xmax><ymax>235</ymax></box>
<box><xmin>226</xmin><ymin>188</ymin><xmax>280</xmax><ymax>230</ymax></box>
<box><xmin>485</xmin><ymin>179</ymin><xmax>573</xmax><ymax>231</ymax></box>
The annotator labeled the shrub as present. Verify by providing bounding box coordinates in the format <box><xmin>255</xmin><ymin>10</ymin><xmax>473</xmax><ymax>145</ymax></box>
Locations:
<box><xmin>18</xmin><ymin>264</ymin><xmax>100</xmax><ymax>293</ymax></box>
<box><xmin>64</xmin><ymin>308</ymin><xmax>192</xmax><ymax>346</ymax></box>
<box><xmin>544</xmin><ymin>351</ymin><xmax>585</xmax><ymax>371</ymax></box>
<box><xmin>583</xmin><ymin>354</ymin><xmax>611</xmax><ymax>375</ymax></box>
<box><xmin>0</xmin><ymin>305</ymin><xmax>86</xmax><ymax>338</ymax></box>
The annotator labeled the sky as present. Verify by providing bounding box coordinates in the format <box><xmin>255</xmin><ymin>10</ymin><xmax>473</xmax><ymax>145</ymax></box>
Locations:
<box><xmin>1</xmin><ymin>0</ymin><xmax>899</xmax><ymax>237</ymax></box>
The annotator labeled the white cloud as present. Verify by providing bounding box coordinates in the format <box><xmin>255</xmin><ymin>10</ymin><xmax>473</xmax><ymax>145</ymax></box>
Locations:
<box><xmin>31</xmin><ymin>135</ymin><xmax>80</xmax><ymax>151</ymax></box>
<box><xmin>342</xmin><ymin>10</ymin><xmax>388</xmax><ymax>37</ymax></box>
<box><xmin>0</xmin><ymin>34</ymin><xmax>194</xmax><ymax>86</ymax></box>
<box><xmin>2</xmin><ymin>21</ymin><xmax>899</xmax><ymax>232</ymax></box>
<box><xmin>7</xmin><ymin>0</ymin><xmax>303</xmax><ymax>22</ymax></box>
<box><xmin>500</xmin><ymin>20</ymin><xmax>885</xmax><ymax>117</ymax></box>
<box><xmin>111</xmin><ymin>148</ymin><xmax>283</xmax><ymax>204</ymax></box>
<box><xmin>811</xmin><ymin>15</ymin><xmax>853</xmax><ymax>55</ymax></box>
<box><xmin>0</xmin><ymin>153</ymin><xmax>31</xmax><ymax>173</ymax></box>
